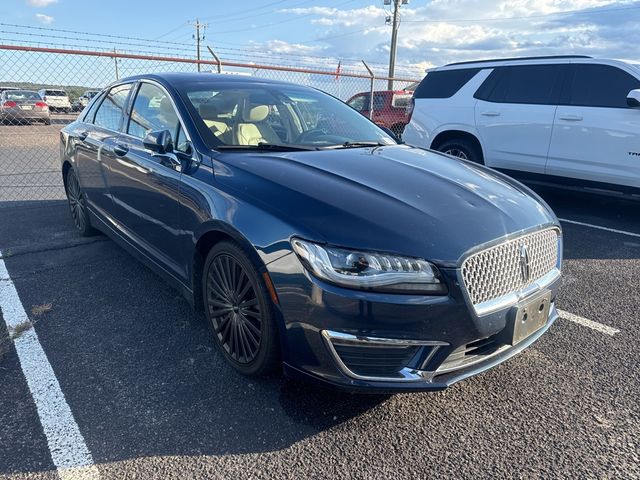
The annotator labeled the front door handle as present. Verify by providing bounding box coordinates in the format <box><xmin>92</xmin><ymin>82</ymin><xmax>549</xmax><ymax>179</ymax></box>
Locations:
<box><xmin>558</xmin><ymin>114</ymin><xmax>583</xmax><ymax>121</ymax></box>
<box><xmin>481</xmin><ymin>111</ymin><xmax>501</xmax><ymax>117</ymax></box>
<box><xmin>113</xmin><ymin>144</ymin><xmax>129</xmax><ymax>157</ymax></box>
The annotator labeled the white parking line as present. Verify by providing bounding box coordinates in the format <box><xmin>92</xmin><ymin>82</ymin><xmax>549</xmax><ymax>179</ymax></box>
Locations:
<box><xmin>0</xmin><ymin>253</ymin><xmax>100</xmax><ymax>480</ymax></box>
<box><xmin>558</xmin><ymin>309</ymin><xmax>620</xmax><ymax>336</ymax></box>
<box><xmin>559</xmin><ymin>218</ymin><xmax>640</xmax><ymax>239</ymax></box>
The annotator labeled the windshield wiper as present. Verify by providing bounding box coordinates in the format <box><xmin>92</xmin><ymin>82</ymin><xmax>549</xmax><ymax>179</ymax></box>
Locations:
<box><xmin>216</xmin><ymin>143</ymin><xmax>318</xmax><ymax>152</ymax></box>
<box><xmin>322</xmin><ymin>141</ymin><xmax>391</xmax><ymax>149</ymax></box>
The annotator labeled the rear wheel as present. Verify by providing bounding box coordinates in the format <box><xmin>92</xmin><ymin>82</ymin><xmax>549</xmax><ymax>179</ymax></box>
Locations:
<box><xmin>437</xmin><ymin>138</ymin><xmax>483</xmax><ymax>165</ymax></box>
<box><xmin>203</xmin><ymin>241</ymin><xmax>280</xmax><ymax>376</ymax></box>
<box><xmin>65</xmin><ymin>168</ymin><xmax>97</xmax><ymax>236</ymax></box>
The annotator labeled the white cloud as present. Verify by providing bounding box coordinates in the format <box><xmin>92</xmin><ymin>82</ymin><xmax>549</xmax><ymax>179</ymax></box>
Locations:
<box><xmin>35</xmin><ymin>13</ymin><xmax>54</xmax><ymax>24</ymax></box>
<box><xmin>27</xmin><ymin>0</ymin><xmax>58</xmax><ymax>7</ymax></box>
<box><xmin>275</xmin><ymin>0</ymin><xmax>640</xmax><ymax>74</ymax></box>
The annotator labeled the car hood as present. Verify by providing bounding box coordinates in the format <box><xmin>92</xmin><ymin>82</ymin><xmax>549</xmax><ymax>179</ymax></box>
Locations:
<box><xmin>213</xmin><ymin>145</ymin><xmax>558</xmax><ymax>267</ymax></box>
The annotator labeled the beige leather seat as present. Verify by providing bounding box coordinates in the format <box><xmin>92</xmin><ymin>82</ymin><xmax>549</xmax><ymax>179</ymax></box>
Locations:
<box><xmin>198</xmin><ymin>103</ymin><xmax>233</xmax><ymax>143</ymax></box>
<box><xmin>235</xmin><ymin>104</ymin><xmax>280</xmax><ymax>146</ymax></box>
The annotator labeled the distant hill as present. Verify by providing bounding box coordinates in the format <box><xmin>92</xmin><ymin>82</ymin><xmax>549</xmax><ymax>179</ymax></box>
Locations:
<box><xmin>0</xmin><ymin>82</ymin><xmax>100</xmax><ymax>101</ymax></box>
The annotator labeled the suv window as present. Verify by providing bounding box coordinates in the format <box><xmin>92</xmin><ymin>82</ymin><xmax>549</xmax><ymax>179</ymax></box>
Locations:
<box><xmin>567</xmin><ymin>64</ymin><xmax>640</xmax><ymax>108</ymax></box>
<box><xmin>476</xmin><ymin>65</ymin><xmax>562</xmax><ymax>105</ymax></box>
<box><xmin>348</xmin><ymin>93</ymin><xmax>385</xmax><ymax>112</ymax></box>
<box><xmin>413</xmin><ymin>68</ymin><xmax>481</xmax><ymax>99</ymax></box>
<box><xmin>45</xmin><ymin>90</ymin><xmax>67</xmax><ymax>96</ymax></box>
<box><xmin>128</xmin><ymin>83</ymin><xmax>180</xmax><ymax>140</ymax></box>
<box><xmin>93</xmin><ymin>83</ymin><xmax>133</xmax><ymax>131</ymax></box>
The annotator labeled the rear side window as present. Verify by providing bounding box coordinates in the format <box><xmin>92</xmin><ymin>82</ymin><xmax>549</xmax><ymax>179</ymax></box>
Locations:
<box><xmin>476</xmin><ymin>65</ymin><xmax>562</xmax><ymax>105</ymax></box>
<box><xmin>567</xmin><ymin>64</ymin><xmax>640</xmax><ymax>108</ymax></box>
<box><xmin>93</xmin><ymin>83</ymin><xmax>133</xmax><ymax>131</ymax></box>
<box><xmin>413</xmin><ymin>68</ymin><xmax>481</xmax><ymax>99</ymax></box>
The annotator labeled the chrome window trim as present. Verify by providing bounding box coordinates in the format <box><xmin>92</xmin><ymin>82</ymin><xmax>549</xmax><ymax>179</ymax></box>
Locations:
<box><xmin>321</xmin><ymin>330</ymin><xmax>448</xmax><ymax>383</ymax></box>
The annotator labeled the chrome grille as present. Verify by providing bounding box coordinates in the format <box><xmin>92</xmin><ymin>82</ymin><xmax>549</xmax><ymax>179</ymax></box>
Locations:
<box><xmin>461</xmin><ymin>228</ymin><xmax>559</xmax><ymax>309</ymax></box>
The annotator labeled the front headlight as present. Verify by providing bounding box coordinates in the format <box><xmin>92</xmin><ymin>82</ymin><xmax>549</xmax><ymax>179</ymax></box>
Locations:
<box><xmin>291</xmin><ymin>238</ymin><xmax>446</xmax><ymax>295</ymax></box>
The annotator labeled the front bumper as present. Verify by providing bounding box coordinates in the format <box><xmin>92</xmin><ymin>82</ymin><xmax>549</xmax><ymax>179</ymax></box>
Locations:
<box><xmin>268</xmin><ymin>252</ymin><xmax>561</xmax><ymax>393</ymax></box>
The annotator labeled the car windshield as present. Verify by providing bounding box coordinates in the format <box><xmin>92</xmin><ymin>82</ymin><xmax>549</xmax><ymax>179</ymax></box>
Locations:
<box><xmin>6</xmin><ymin>90</ymin><xmax>41</xmax><ymax>101</ymax></box>
<box><xmin>179</xmin><ymin>81</ymin><xmax>396</xmax><ymax>150</ymax></box>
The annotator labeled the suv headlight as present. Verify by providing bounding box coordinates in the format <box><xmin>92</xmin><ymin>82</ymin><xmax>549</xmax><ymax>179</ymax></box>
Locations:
<box><xmin>291</xmin><ymin>238</ymin><xmax>446</xmax><ymax>295</ymax></box>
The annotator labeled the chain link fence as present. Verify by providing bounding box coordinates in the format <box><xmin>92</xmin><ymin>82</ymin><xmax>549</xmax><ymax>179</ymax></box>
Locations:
<box><xmin>0</xmin><ymin>44</ymin><xmax>420</xmax><ymax>204</ymax></box>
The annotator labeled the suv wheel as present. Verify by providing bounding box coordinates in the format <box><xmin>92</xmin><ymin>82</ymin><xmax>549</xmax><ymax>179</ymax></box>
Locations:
<box><xmin>437</xmin><ymin>139</ymin><xmax>483</xmax><ymax>164</ymax></box>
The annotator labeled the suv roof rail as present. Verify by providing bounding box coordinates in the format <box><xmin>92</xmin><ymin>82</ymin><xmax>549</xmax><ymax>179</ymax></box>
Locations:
<box><xmin>445</xmin><ymin>55</ymin><xmax>592</xmax><ymax>67</ymax></box>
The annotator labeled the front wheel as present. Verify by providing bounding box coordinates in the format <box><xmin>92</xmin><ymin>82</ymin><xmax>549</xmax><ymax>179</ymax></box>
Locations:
<box><xmin>65</xmin><ymin>168</ymin><xmax>97</xmax><ymax>236</ymax></box>
<box><xmin>202</xmin><ymin>241</ymin><xmax>280</xmax><ymax>376</ymax></box>
<box><xmin>437</xmin><ymin>138</ymin><xmax>483</xmax><ymax>164</ymax></box>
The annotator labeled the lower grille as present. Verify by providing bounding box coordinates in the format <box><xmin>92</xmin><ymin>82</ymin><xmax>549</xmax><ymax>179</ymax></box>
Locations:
<box><xmin>332</xmin><ymin>343</ymin><xmax>420</xmax><ymax>378</ymax></box>
<box><xmin>436</xmin><ymin>336</ymin><xmax>505</xmax><ymax>374</ymax></box>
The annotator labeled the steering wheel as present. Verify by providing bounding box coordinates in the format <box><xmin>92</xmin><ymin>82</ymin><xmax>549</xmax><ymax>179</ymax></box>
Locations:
<box><xmin>295</xmin><ymin>128</ymin><xmax>327</xmax><ymax>143</ymax></box>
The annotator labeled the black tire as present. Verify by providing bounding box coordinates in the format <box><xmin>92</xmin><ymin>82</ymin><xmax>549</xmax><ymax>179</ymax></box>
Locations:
<box><xmin>202</xmin><ymin>241</ymin><xmax>280</xmax><ymax>376</ymax></box>
<box><xmin>65</xmin><ymin>168</ymin><xmax>97</xmax><ymax>236</ymax></box>
<box><xmin>437</xmin><ymin>138</ymin><xmax>483</xmax><ymax>164</ymax></box>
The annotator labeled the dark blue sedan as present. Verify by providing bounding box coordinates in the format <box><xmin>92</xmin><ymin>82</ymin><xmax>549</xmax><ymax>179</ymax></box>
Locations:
<box><xmin>60</xmin><ymin>73</ymin><xmax>562</xmax><ymax>392</ymax></box>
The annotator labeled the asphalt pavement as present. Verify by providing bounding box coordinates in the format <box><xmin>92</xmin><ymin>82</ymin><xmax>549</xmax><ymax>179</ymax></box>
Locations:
<box><xmin>0</xmin><ymin>185</ymin><xmax>638</xmax><ymax>479</ymax></box>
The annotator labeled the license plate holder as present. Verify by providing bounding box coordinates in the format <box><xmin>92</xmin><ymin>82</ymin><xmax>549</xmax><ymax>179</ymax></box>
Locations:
<box><xmin>20</xmin><ymin>105</ymin><xmax>33</xmax><ymax>110</ymax></box>
<box><xmin>504</xmin><ymin>291</ymin><xmax>552</xmax><ymax>345</ymax></box>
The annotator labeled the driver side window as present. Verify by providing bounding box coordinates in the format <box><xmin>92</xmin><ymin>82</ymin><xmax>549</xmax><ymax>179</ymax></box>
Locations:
<box><xmin>128</xmin><ymin>83</ymin><xmax>180</xmax><ymax>140</ymax></box>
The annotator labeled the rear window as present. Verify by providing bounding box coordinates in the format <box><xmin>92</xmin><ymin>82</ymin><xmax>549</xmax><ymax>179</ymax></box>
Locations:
<box><xmin>45</xmin><ymin>90</ymin><xmax>67</xmax><ymax>96</ymax></box>
<box><xmin>391</xmin><ymin>94</ymin><xmax>411</xmax><ymax>108</ymax></box>
<box><xmin>6</xmin><ymin>91</ymin><xmax>41</xmax><ymax>101</ymax></box>
<box><xmin>413</xmin><ymin>68</ymin><xmax>481</xmax><ymax>99</ymax></box>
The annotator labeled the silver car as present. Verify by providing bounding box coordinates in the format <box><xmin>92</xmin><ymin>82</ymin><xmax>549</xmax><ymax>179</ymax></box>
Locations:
<box><xmin>0</xmin><ymin>90</ymin><xmax>51</xmax><ymax>125</ymax></box>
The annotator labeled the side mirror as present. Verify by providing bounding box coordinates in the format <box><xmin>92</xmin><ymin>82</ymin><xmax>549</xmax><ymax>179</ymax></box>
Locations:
<box><xmin>143</xmin><ymin>130</ymin><xmax>173</xmax><ymax>154</ymax></box>
<box><xmin>626</xmin><ymin>89</ymin><xmax>640</xmax><ymax>108</ymax></box>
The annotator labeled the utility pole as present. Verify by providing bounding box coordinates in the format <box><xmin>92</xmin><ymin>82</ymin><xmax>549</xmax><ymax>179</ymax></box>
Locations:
<box><xmin>189</xmin><ymin>19</ymin><xmax>208</xmax><ymax>72</ymax></box>
<box><xmin>385</xmin><ymin>0</ymin><xmax>407</xmax><ymax>89</ymax></box>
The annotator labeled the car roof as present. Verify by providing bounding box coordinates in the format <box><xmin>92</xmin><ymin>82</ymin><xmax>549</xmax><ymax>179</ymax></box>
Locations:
<box><xmin>434</xmin><ymin>56</ymin><xmax>637</xmax><ymax>72</ymax></box>
<box><xmin>116</xmin><ymin>72</ymin><xmax>295</xmax><ymax>88</ymax></box>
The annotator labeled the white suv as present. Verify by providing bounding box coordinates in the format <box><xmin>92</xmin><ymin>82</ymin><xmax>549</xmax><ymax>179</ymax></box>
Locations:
<box><xmin>38</xmin><ymin>88</ymin><xmax>72</xmax><ymax>113</ymax></box>
<box><xmin>403</xmin><ymin>55</ymin><xmax>640</xmax><ymax>198</ymax></box>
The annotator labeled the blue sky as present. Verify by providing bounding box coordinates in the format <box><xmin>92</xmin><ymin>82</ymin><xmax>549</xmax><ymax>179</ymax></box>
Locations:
<box><xmin>1</xmin><ymin>0</ymin><xmax>639</xmax><ymax>78</ymax></box>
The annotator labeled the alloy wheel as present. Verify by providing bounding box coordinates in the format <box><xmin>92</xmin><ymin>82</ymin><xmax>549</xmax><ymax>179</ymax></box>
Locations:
<box><xmin>206</xmin><ymin>254</ymin><xmax>262</xmax><ymax>364</ymax></box>
<box><xmin>443</xmin><ymin>148</ymin><xmax>469</xmax><ymax>160</ymax></box>
<box><xmin>66</xmin><ymin>171</ymin><xmax>87</xmax><ymax>232</ymax></box>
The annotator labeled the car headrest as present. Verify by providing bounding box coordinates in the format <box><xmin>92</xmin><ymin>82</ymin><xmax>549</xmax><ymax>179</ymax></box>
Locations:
<box><xmin>159</xmin><ymin>96</ymin><xmax>174</xmax><ymax>117</ymax></box>
<box><xmin>241</xmin><ymin>105</ymin><xmax>269</xmax><ymax>122</ymax></box>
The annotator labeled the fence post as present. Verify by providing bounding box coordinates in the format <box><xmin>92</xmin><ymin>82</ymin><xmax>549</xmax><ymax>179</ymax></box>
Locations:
<box><xmin>206</xmin><ymin>46</ymin><xmax>222</xmax><ymax>73</ymax></box>
<box><xmin>362</xmin><ymin>60</ymin><xmax>374</xmax><ymax>120</ymax></box>
<box><xmin>113</xmin><ymin>48</ymin><xmax>119</xmax><ymax>80</ymax></box>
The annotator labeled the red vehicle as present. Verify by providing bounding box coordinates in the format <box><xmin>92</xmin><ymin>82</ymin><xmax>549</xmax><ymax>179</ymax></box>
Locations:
<box><xmin>346</xmin><ymin>90</ymin><xmax>413</xmax><ymax>137</ymax></box>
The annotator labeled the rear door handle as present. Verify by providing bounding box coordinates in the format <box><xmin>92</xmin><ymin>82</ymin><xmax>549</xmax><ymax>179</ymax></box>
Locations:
<box><xmin>558</xmin><ymin>114</ymin><xmax>583</xmax><ymax>121</ymax></box>
<box><xmin>481</xmin><ymin>111</ymin><xmax>501</xmax><ymax>117</ymax></box>
<box><xmin>113</xmin><ymin>144</ymin><xmax>129</xmax><ymax>157</ymax></box>
<box><xmin>78</xmin><ymin>131</ymin><xmax>88</xmax><ymax>141</ymax></box>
